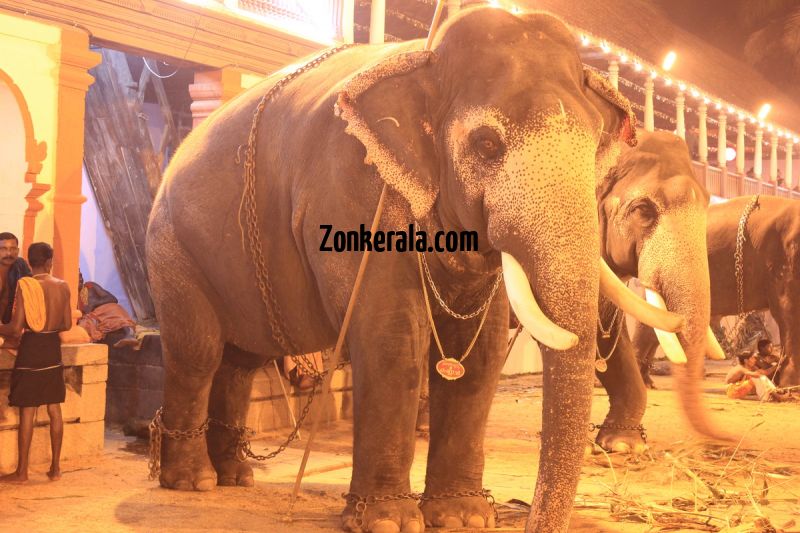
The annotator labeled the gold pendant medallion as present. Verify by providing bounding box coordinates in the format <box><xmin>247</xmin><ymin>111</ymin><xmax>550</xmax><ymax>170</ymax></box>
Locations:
<box><xmin>594</xmin><ymin>358</ymin><xmax>608</xmax><ymax>373</ymax></box>
<box><xmin>436</xmin><ymin>358</ymin><xmax>466</xmax><ymax>381</ymax></box>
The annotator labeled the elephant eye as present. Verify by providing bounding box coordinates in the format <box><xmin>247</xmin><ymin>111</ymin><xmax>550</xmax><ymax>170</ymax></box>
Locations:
<box><xmin>469</xmin><ymin>126</ymin><xmax>505</xmax><ymax>161</ymax></box>
<box><xmin>628</xmin><ymin>199</ymin><xmax>659</xmax><ymax>226</ymax></box>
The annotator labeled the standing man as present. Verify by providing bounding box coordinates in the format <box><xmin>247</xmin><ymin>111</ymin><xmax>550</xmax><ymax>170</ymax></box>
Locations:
<box><xmin>0</xmin><ymin>232</ymin><xmax>32</xmax><ymax>324</ymax></box>
<box><xmin>0</xmin><ymin>242</ymin><xmax>72</xmax><ymax>482</ymax></box>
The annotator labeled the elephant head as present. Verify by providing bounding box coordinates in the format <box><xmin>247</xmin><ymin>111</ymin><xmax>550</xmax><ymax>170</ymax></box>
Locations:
<box><xmin>337</xmin><ymin>8</ymin><xmax>682</xmax><ymax>530</ymax></box>
<box><xmin>598</xmin><ymin>131</ymin><xmax>727</xmax><ymax>439</ymax></box>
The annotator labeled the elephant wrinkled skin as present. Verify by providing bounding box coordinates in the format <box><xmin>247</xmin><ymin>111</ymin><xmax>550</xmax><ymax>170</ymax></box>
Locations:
<box><xmin>596</xmin><ymin>132</ymin><xmax>727</xmax><ymax>449</ymax></box>
<box><xmin>146</xmin><ymin>8</ymin><xmax>638</xmax><ymax>533</ymax></box>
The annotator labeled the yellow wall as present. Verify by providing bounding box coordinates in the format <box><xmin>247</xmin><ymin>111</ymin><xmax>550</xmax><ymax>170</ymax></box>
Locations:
<box><xmin>0</xmin><ymin>10</ymin><xmax>99</xmax><ymax>311</ymax></box>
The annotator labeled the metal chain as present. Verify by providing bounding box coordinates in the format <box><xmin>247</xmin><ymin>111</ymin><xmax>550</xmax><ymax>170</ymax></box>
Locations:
<box><xmin>421</xmin><ymin>488</ymin><xmax>498</xmax><ymax>524</ymax></box>
<box><xmin>240</xmin><ymin>43</ymin><xmax>357</xmax><ymax>356</ymax></box>
<box><xmin>597</xmin><ymin>305</ymin><xmax>620</xmax><ymax>338</ymax></box>
<box><xmin>589</xmin><ymin>422</ymin><xmax>647</xmax><ymax>443</ymax></box>
<box><xmin>148</xmin><ymin>407</ymin><xmax>210</xmax><ymax>480</ymax></box>
<box><xmin>207</xmin><ymin>357</ymin><xmax>349</xmax><ymax>462</ymax></box>
<box><xmin>735</xmin><ymin>195</ymin><xmax>760</xmax><ymax>317</ymax></box>
<box><xmin>595</xmin><ymin>304</ymin><xmax>624</xmax><ymax>363</ymax></box>
<box><xmin>343</xmin><ymin>489</ymin><xmax>497</xmax><ymax>529</ymax></box>
<box><xmin>420</xmin><ymin>251</ymin><xmax>504</xmax><ymax>320</ymax></box>
<box><xmin>725</xmin><ymin>195</ymin><xmax>760</xmax><ymax>352</ymax></box>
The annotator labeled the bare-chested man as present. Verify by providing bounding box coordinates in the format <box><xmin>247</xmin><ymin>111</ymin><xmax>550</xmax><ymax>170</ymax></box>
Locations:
<box><xmin>0</xmin><ymin>242</ymin><xmax>71</xmax><ymax>482</ymax></box>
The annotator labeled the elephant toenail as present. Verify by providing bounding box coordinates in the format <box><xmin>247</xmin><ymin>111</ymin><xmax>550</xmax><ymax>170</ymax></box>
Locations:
<box><xmin>442</xmin><ymin>516</ymin><xmax>462</xmax><ymax>527</ymax></box>
<box><xmin>217</xmin><ymin>477</ymin><xmax>236</xmax><ymax>486</ymax></box>
<box><xmin>195</xmin><ymin>477</ymin><xmax>216</xmax><ymax>491</ymax></box>
<box><xmin>370</xmin><ymin>519</ymin><xmax>401</xmax><ymax>533</ymax></box>
<box><xmin>612</xmin><ymin>442</ymin><xmax>631</xmax><ymax>454</ymax></box>
<box><xmin>401</xmin><ymin>518</ymin><xmax>423</xmax><ymax>533</ymax></box>
<box><xmin>172</xmin><ymin>479</ymin><xmax>192</xmax><ymax>491</ymax></box>
<box><xmin>466</xmin><ymin>515</ymin><xmax>485</xmax><ymax>527</ymax></box>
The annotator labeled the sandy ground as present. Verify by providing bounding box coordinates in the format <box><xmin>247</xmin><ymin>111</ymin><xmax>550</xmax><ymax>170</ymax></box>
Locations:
<box><xmin>1</xmin><ymin>360</ymin><xmax>799</xmax><ymax>532</ymax></box>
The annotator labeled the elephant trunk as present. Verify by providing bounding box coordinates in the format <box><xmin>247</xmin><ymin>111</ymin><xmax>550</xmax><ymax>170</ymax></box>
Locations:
<box><xmin>638</xmin><ymin>209</ymin><xmax>730</xmax><ymax>441</ymax></box>
<box><xmin>512</xmin><ymin>215</ymin><xmax>598</xmax><ymax>532</ymax></box>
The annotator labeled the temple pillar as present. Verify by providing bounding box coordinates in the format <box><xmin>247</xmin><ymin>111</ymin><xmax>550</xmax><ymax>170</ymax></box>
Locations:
<box><xmin>51</xmin><ymin>28</ymin><xmax>101</xmax><ymax>311</ymax></box>
<box><xmin>786</xmin><ymin>138</ymin><xmax>794</xmax><ymax>188</ymax></box>
<box><xmin>369</xmin><ymin>0</ymin><xmax>385</xmax><ymax>44</ymax></box>
<box><xmin>675</xmin><ymin>91</ymin><xmax>685</xmax><ymax>140</ymax></box>
<box><xmin>754</xmin><ymin>127</ymin><xmax>764</xmax><ymax>180</ymax></box>
<box><xmin>189</xmin><ymin>67</ymin><xmax>247</xmax><ymax>128</ymax></box>
<box><xmin>770</xmin><ymin>131</ymin><xmax>779</xmax><ymax>182</ymax></box>
<box><xmin>644</xmin><ymin>77</ymin><xmax>654</xmax><ymax>132</ymax></box>
<box><xmin>342</xmin><ymin>0</ymin><xmax>355</xmax><ymax>43</ymax></box>
<box><xmin>698</xmin><ymin>101</ymin><xmax>708</xmax><ymax>163</ymax></box>
<box><xmin>608</xmin><ymin>60</ymin><xmax>619</xmax><ymax>90</ymax></box>
<box><xmin>716</xmin><ymin>111</ymin><xmax>727</xmax><ymax>168</ymax></box>
<box><xmin>447</xmin><ymin>0</ymin><xmax>460</xmax><ymax>17</ymax></box>
<box><xmin>736</xmin><ymin>119</ymin><xmax>746</xmax><ymax>175</ymax></box>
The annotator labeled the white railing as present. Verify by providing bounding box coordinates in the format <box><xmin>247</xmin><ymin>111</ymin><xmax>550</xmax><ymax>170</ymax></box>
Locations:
<box><xmin>691</xmin><ymin>160</ymin><xmax>800</xmax><ymax>200</ymax></box>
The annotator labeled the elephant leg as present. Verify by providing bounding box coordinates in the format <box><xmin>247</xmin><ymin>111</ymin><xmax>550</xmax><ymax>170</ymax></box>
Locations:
<box><xmin>420</xmin><ymin>293</ymin><xmax>507</xmax><ymax>529</ymax></box>
<box><xmin>341</xmin><ymin>285</ymin><xmax>428</xmax><ymax>533</ymax></box>
<box><xmin>206</xmin><ymin>344</ymin><xmax>266</xmax><ymax>487</ymax></box>
<box><xmin>148</xmin><ymin>211</ymin><xmax>222</xmax><ymax>491</ymax></box>
<box><xmin>768</xmin><ymin>279</ymin><xmax>800</xmax><ymax>386</ymax></box>
<box><xmin>631</xmin><ymin>318</ymin><xmax>659</xmax><ymax>389</ymax></box>
<box><xmin>595</xmin><ymin>315</ymin><xmax>648</xmax><ymax>454</ymax></box>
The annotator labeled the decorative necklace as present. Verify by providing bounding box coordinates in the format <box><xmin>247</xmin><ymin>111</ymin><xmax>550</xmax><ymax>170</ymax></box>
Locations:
<box><xmin>595</xmin><ymin>305</ymin><xmax>623</xmax><ymax>373</ymax></box>
<box><xmin>33</xmin><ymin>273</ymin><xmax>50</xmax><ymax>279</ymax></box>
<box><xmin>417</xmin><ymin>252</ymin><xmax>500</xmax><ymax>380</ymax></box>
<box><xmin>420</xmin><ymin>252</ymin><xmax>503</xmax><ymax>320</ymax></box>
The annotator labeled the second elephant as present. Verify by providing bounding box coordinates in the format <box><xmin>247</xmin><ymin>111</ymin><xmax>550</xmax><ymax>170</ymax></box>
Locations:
<box><xmin>594</xmin><ymin>131</ymin><xmax>727</xmax><ymax>452</ymax></box>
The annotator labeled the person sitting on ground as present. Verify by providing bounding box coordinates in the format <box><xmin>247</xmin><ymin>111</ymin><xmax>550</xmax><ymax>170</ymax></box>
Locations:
<box><xmin>725</xmin><ymin>351</ymin><xmax>787</xmax><ymax>402</ymax></box>
<box><xmin>0</xmin><ymin>242</ymin><xmax>72</xmax><ymax>483</ymax></box>
<box><xmin>756</xmin><ymin>338</ymin><xmax>781</xmax><ymax>377</ymax></box>
<box><xmin>77</xmin><ymin>277</ymin><xmax>138</xmax><ymax>349</ymax></box>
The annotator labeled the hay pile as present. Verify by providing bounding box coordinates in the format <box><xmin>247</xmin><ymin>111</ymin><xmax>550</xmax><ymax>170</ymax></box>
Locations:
<box><xmin>577</xmin><ymin>435</ymin><xmax>800</xmax><ymax>532</ymax></box>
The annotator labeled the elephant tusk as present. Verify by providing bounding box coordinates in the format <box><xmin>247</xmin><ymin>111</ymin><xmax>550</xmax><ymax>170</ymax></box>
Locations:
<box><xmin>501</xmin><ymin>252</ymin><xmax>579</xmax><ymax>350</ymax></box>
<box><xmin>599</xmin><ymin>259</ymin><xmax>684</xmax><ymax>333</ymax></box>
<box><xmin>643</xmin><ymin>288</ymin><xmax>688</xmax><ymax>364</ymax></box>
<box><xmin>706</xmin><ymin>326</ymin><xmax>727</xmax><ymax>360</ymax></box>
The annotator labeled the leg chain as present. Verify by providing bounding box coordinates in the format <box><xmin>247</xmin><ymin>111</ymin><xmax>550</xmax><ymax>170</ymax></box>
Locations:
<box><xmin>343</xmin><ymin>488</ymin><xmax>497</xmax><ymax>529</ymax></box>
<box><xmin>148</xmin><ymin>407</ymin><xmax>210</xmax><ymax>480</ymax></box>
<box><xmin>589</xmin><ymin>422</ymin><xmax>647</xmax><ymax>443</ymax></box>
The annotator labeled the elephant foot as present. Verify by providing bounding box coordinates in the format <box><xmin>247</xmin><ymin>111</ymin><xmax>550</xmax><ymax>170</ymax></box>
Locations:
<box><xmin>159</xmin><ymin>438</ymin><xmax>217</xmax><ymax>491</ymax></box>
<box><xmin>211</xmin><ymin>456</ymin><xmax>254</xmax><ymax>487</ymax></box>
<box><xmin>207</xmin><ymin>423</ymin><xmax>255</xmax><ymax>486</ymax></box>
<box><xmin>420</xmin><ymin>493</ymin><xmax>496</xmax><ymax>529</ymax></box>
<box><xmin>643</xmin><ymin>374</ymin><xmax>657</xmax><ymax>389</ymax></box>
<box><xmin>596</xmin><ymin>424</ymin><xmax>647</xmax><ymax>455</ymax></box>
<box><xmin>342</xmin><ymin>496</ymin><xmax>424</xmax><ymax>533</ymax></box>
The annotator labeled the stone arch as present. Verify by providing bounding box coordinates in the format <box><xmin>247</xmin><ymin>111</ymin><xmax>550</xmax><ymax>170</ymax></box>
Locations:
<box><xmin>0</xmin><ymin>67</ymin><xmax>48</xmax><ymax>253</ymax></box>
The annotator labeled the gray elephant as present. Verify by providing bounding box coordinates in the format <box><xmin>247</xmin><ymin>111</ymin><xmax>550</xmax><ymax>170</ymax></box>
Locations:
<box><xmin>145</xmin><ymin>8</ymin><xmax>678</xmax><ymax>533</ymax></box>
<box><xmin>595</xmin><ymin>131</ymin><xmax>728</xmax><ymax>452</ymax></box>
<box><xmin>636</xmin><ymin>195</ymin><xmax>800</xmax><ymax>388</ymax></box>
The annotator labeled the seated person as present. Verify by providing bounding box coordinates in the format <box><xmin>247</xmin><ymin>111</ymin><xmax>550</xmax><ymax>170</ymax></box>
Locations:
<box><xmin>725</xmin><ymin>351</ymin><xmax>785</xmax><ymax>402</ymax></box>
<box><xmin>756</xmin><ymin>338</ymin><xmax>781</xmax><ymax>376</ymax></box>
<box><xmin>77</xmin><ymin>279</ymin><xmax>138</xmax><ymax>349</ymax></box>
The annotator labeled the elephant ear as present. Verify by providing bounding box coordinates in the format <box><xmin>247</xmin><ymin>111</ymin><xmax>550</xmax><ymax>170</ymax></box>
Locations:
<box><xmin>336</xmin><ymin>51</ymin><xmax>438</xmax><ymax>220</ymax></box>
<box><xmin>583</xmin><ymin>68</ymin><xmax>637</xmax><ymax>149</ymax></box>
